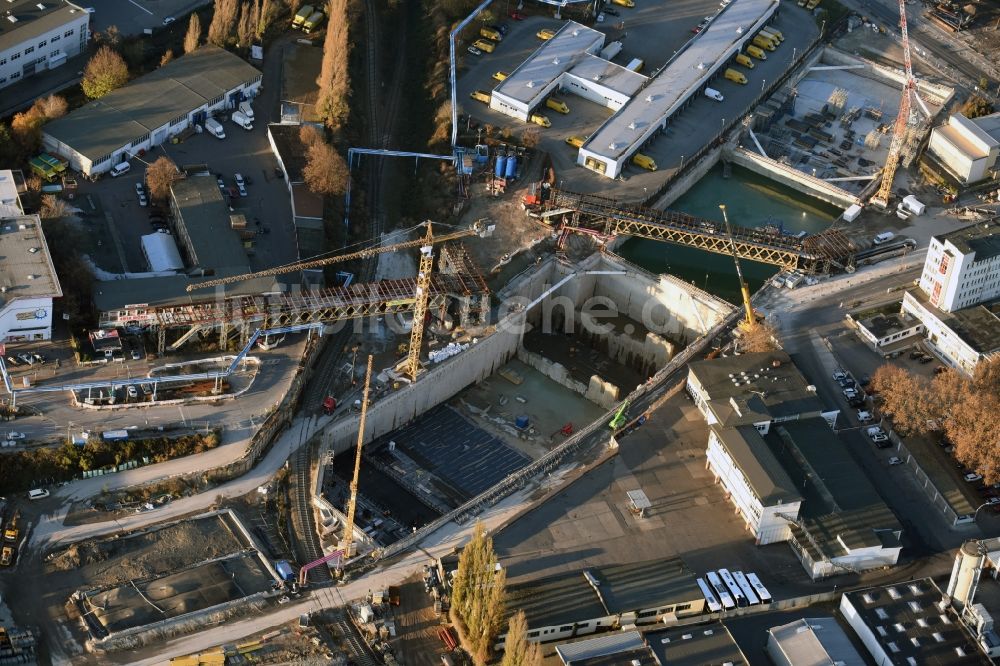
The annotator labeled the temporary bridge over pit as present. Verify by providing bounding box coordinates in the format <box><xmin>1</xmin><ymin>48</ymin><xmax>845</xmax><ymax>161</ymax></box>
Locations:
<box><xmin>543</xmin><ymin>189</ymin><xmax>856</xmax><ymax>274</ymax></box>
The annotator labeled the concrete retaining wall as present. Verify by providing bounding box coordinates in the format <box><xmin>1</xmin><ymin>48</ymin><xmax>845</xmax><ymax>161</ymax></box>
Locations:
<box><xmin>820</xmin><ymin>46</ymin><xmax>955</xmax><ymax>106</ymax></box>
<box><xmin>725</xmin><ymin>147</ymin><xmax>860</xmax><ymax>209</ymax></box>
<box><xmin>516</xmin><ymin>347</ymin><xmax>619</xmax><ymax>410</ymax></box>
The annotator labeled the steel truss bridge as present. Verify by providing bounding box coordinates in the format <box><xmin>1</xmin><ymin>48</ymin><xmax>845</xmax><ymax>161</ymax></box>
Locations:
<box><xmin>97</xmin><ymin>246</ymin><xmax>490</xmax><ymax>351</ymax></box>
<box><xmin>542</xmin><ymin>189</ymin><xmax>857</xmax><ymax>274</ymax></box>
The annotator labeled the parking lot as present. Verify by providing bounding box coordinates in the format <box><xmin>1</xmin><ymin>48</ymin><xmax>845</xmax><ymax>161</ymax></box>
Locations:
<box><xmin>82</xmin><ymin>0</ymin><xmax>211</xmax><ymax>36</ymax></box>
<box><xmin>456</xmin><ymin>0</ymin><xmax>820</xmax><ymax>199</ymax></box>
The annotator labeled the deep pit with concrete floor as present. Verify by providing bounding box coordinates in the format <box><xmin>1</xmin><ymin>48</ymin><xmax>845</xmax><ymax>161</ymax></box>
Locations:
<box><xmin>314</xmin><ymin>253</ymin><xmax>733</xmax><ymax>547</ymax></box>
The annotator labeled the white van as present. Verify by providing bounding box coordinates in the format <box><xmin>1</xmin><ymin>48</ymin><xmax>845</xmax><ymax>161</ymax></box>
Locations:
<box><xmin>231</xmin><ymin>111</ymin><xmax>253</xmax><ymax>130</ymax></box>
<box><xmin>705</xmin><ymin>87</ymin><xmax>724</xmax><ymax>102</ymax></box>
<box><xmin>28</xmin><ymin>488</ymin><xmax>49</xmax><ymax>500</ymax></box>
<box><xmin>873</xmin><ymin>231</ymin><xmax>896</xmax><ymax>245</ymax></box>
<box><xmin>110</xmin><ymin>162</ymin><xmax>131</xmax><ymax>177</ymax></box>
<box><xmin>238</xmin><ymin>101</ymin><xmax>254</xmax><ymax>121</ymax></box>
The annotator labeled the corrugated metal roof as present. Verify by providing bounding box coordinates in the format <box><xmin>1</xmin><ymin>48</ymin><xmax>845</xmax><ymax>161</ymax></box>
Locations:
<box><xmin>767</xmin><ymin>617</ymin><xmax>866</xmax><ymax>666</ymax></box>
<box><xmin>556</xmin><ymin>631</ymin><xmax>645</xmax><ymax>662</ymax></box>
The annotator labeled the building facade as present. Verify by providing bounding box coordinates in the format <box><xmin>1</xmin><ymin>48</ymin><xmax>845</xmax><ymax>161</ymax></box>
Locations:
<box><xmin>901</xmin><ymin>290</ymin><xmax>1000</xmax><ymax>375</ymax></box>
<box><xmin>927</xmin><ymin>112</ymin><xmax>1000</xmax><ymax>184</ymax></box>
<box><xmin>0</xmin><ymin>0</ymin><xmax>89</xmax><ymax>90</ymax></box>
<box><xmin>918</xmin><ymin>222</ymin><xmax>1000</xmax><ymax>313</ymax></box>
<box><xmin>42</xmin><ymin>47</ymin><xmax>261</xmax><ymax>176</ymax></box>
<box><xmin>0</xmin><ymin>214</ymin><xmax>62</xmax><ymax>342</ymax></box>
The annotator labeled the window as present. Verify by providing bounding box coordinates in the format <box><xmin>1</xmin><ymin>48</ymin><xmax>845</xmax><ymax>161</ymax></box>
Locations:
<box><xmin>637</xmin><ymin>610</ymin><xmax>657</xmax><ymax>618</ymax></box>
<box><xmin>0</xmin><ymin>77</ymin><xmax>6</xmax><ymax>84</ymax></box>
<box><xmin>11</xmin><ymin>53</ymin><xmax>20</xmax><ymax>61</ymax></box>
<box><xmin>559</xmin><ymin>625</ymin><xmax>572</xmax><ymax>631</ymax></box>
<box><xmin>0</xmin><ymin>58</ymin><xmax>5</xmax><ymax>65</ymax></box>
<box><xmin>527</xmin><ymin>630</ymin><xmax>540</xmax><ymax>638</ymax></box>
<box><xmin>675</xmin><ymin>603</ymin><xmax>692</xmax><ymax>611</ymax></box>
<box><xmin>38</xmin><ymin>40</ymin><xmax>47</xmax><ymax>48</ymax></box>
<box><xmin>51</xmin><ymin>35</ymin><xmax>60</xmax><ymax>43</ymax></box>
<box><xmin>10</xmin><ymin>72</ymin><xmax>19</xmax><ymax>79</ymax></box>
<box><xmin>24</xmin><ymin>46</ymin><xmax>34</xmax><ymax>55</ymax></box>
<box><xmin>64</xmin><ymin>29</ymin><xmax>74</xmax><ymax>37</ymax></box>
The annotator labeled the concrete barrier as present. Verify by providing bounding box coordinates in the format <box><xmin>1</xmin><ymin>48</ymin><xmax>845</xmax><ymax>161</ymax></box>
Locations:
<box><xmin>725</xmin><ymin>146</ymin><xmax>860</xmax><ymax>209</ymax></box>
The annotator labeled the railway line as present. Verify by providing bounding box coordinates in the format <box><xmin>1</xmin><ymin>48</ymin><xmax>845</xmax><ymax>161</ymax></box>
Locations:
<box><xmin>330</xmin><ymin>609</ymin><xmax>381</xmax><ymax>666</ymax></box>
<box><xmin>289</xmin><ymin>436</ymin><xmax>331</xmax><ymax>584</ymax></box>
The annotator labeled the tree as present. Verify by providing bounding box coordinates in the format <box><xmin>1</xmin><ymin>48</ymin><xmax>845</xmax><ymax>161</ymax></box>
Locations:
<box><xmin>870</xmin><ymin>364</ymin><xmax>932</xmax><ymax>435</ymax></box>
<box><xmin>256</xmin><ymin>0</ymin><xmax>274</xmax><ymax>37</ymax></box>
<box><xmin>95</xmin><ymin>25</ymin><xmax>121</xmax><ymax>49</ymax></box>
<box><xmin>37</xmin><ymin>94</ymin><xmax>68</xmax><ymax>120</ymax></box>
<box><xmin>39</xmin><ymin>195</ymin><xmax>70</xmax><ymax>220</ymax></box>
<box><xmin>184</xmin><ymin>13</ymin><xmax>202</xmax><ymax>53</ymax></box>
<box><xmin>299</xmin><ymin>123</ymin><xmax>321</xmax><ymax>147</ymax></box>
<box><xmin>303</xmin><ymin>139</ymin><xmax>348</xmax><ymax>196</ymax></box>
<box><xmin>10</xmin><ymin>95</ymin><xmax>65</xmax><ymax>155</ymax></box>
<box><xmin>82</xmin><ymin>46</ymin><xmax>129</xmax><ymax>99</ymax></box>
<box><xmin>208</xmin><ymin>0</ymin><xmax>240</xmax><ymax>46</ymax></box>
<box><xmin>740</xmin><ymin>321</ymin><xmax>779</xmax><ymax>353</ymax></box>
<box><xmin>451</xmin><ymin>522</ymin><xmax>506</xmax><ymax>666</ymax></box>
<box><xmin>159</xmin><ymin>49</ymin><xmax>175</xmax><ymax>67</ymax></box>
<box><xmin>500</xmin><ymin>611</ymin><xmax>541</xmax><ymax>666</ymax></box>
<box><xmin>520</xmin><ymin>127</ymin><xmax>540</xmax><ymax>149</ymax></box>
<box><xmin>316</xmin><ymin>0</ymin><xmax>351</xmax><ymax>128</ymax></box>
<box><xmin>960</xmin><ymin>94</ymin><xmax>995</xmax><ymax>120</ymax></box>
<box><xmin>236</xmin><ymin>1</ymin><xmax>257</xmax><ymax>47</ymax></box>
<box><xmin>146</xmin><ymin>156</ymin><xmax>180</xmax><ymax>201</ymax></box>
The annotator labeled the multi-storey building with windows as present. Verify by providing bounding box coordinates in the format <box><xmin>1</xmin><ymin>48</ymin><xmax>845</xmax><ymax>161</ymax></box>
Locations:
<box><xmin>0</xmin><ymin>0</ymin><xmax>89</xmax><ymax>90</ymax></box>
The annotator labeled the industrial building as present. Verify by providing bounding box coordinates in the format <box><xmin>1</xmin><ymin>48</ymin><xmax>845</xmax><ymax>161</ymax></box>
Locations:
<box><xmin>688</xmin><ymin>353</ymin><xmax>901</xmax><ymax>579</ymax></box>
<box><xmin>496</xmin><ymin>557</ymin><xmax>704</xmax><ymax>648</ymax></box>
<box><xmin>766</xmin><ymin>617</ymin><xmax>865</xmax><ymax>666</ymax></box>
<box><xmin>927</xmin><ymin>112</ymin><xmax>1000</xmax><ymax>184</ymax></box>
<box><xmin>0</xmin><ymin>213</ymin><xmax>62</xmax><ymax>342</ymax></box>
<box><xmin>42</xmin><ymin>47</ymin><xmax>262</xmax><ymax>176</ymax></box>
<box><xmin>841</xmin><ymin>578</ymin><xmax>994</xmax><ymax>665</ymax></box>
<box><xmin>893</xmin><ymin>220</ymin><xmax>1000</xmax><ymax>374</ymax></box>
<box><xmin>0</xmin><ymin>170</ymin><xmax>25</xmax><ymax>218</ymax></box>
<box><xmin>578</xmin><ymin>0</ymin><xmax>779</xmax><ymax>178</ymax></box>
<box><xmin>848</xmin><ymin>303</ymin><xmax>924</xmax><ymax>355</ymax></box>
<box><xmin>0</xmin><ymin>0</ymin><xmax>89</xmax><ymax>90</ymax></box>
<box><xmin>552</xmin><ymin>623</ymin><xmax>748</xmax><ymax>665</ymax></box>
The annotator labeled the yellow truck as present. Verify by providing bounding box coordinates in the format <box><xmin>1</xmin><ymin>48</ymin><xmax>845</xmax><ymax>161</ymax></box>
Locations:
<box><xmin>473</xmin><ymin>38</ymin><xmax>496</xmax><ymax>53</ymax></box>
<box><xmin>735</xmin><ymin>52</ymin><xmax>755</xmax><ymax>69</ymax></box>
<box><xmin>632</xmin><ymin>153</ymin><xmax>657</xmax><ymax>171</ymax></box>
<box><xmin>759</xmin><ymin>26</ymin><xmax>783</xmax><ymax>43</ymax></box>
<box><xmin>536</xmin><ymin>28</ymin><xmax>555</xmax><ymax>40</ymax></box>
<box><xmin>546</xmin><ymin>97</ymin><xmax>570</xmax><ymax>114</ymax></box>
<box><xmin>480</xmin><ymin>26</ymin><xmax>502</xmax><ymax>41</ymax></box>
<box><xmin>565</xmin><ymin>135</ymin><xmax>586</xmax><ymax>148</ymax></box>
<box><xmin>302</xmin><ymin>9</ymin><xmax>326</xmax><ymax>33</ymax></box>
<box><xmin>529</xmin><ymin>113</ymin><xmax>551</xmax><ymax>128</ymax></box>
<box><xmin>724</xmin><ymin>68</ymin><xmax>748</xmax><ymax>84</ymax></box>
<box><xmin>470</xmin><ymin>90</ymin><xmax>491</xmax><ymax>104</ymax></box>
<box><xmin>493</xmin><ymin>71</ymin><xmax>509</xmax><ymax>81</ymax></box>
<box><xmin>611</xmin><ymin>0</ymin><xmax>635</xmax><ymax>7</ymax></box>
<box><xmin>752</xmin><ymin>34</ymin><xmax>776</xmax><ymax>51</ymax></box>
<box><xmin>746</xmin><ymin>45</ymin><xmax>767</xmax><ymax>60</ymax></box>
<box><xmin>292</xmin><ymin>4</ymin><xmax>313</xmax><ymax>28</ymax></box>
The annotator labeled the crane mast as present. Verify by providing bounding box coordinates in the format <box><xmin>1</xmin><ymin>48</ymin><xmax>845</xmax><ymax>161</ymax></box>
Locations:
<box><xmin>342</xmin><ymin>354</ymin><xmax>373</xmax><ymax>557</ymax></box>
<box><xmin>870</xmin><ymin>0</ymin><xmax>918</xmax><ymax>209</ymax></box>
<box><xmin>719</xmin><ymin>205</ymin><xmax>755</xmax><ymax>328</ymax></box>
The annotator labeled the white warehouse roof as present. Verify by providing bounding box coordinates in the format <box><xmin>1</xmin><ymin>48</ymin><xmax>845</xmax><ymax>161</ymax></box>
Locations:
<box><xmin>566</xmin><ymin>54</ymin><xmax>647</xmax><ymax>98</ymax></box>
<box><xmin>491</xmin><ymin>21</ymin><xmax>604</xmax><ymax>108</ymax></box>
<box><xmin>582</xmin><ymin>0</ymin><xmax>777</xmax><ymax>161</ymax></box>
<box><xmin>141</xmin><ymin>232</ymin><xmax>184</xmax><ymax>272</ymax></box>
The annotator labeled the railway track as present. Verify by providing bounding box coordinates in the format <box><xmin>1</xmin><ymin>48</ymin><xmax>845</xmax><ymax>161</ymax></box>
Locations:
<box><xmin>331</xmin><ymin>609</ymin><xmax>381</xmax><ymax>666</ymax></box>
<box><xmin>289</xmin><ymin>438</ymin><xmax>331</xmax><ymax>584</ymax></box>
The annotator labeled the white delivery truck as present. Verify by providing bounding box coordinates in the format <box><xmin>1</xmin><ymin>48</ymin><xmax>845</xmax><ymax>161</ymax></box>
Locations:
<box><xmin>231</xmin><ymin>111</ymin><xmax>253</xmax><ymax>130</ymax></box>
<box><xmin>204</xmin><ymin>117</ymin><xmax>226</xmax><ymax>139</ymax></box>
<box><xmin>238</xmin><ymin>101</ymin><xmax>254</xmax><ymax>121</ymax></box>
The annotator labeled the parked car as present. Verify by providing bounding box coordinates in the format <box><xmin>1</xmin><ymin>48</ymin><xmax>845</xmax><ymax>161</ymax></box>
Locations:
<box><xmin>162</xmin><ymin>15</ymin><xmax>175</xmax><ymax>25</ymax></box>
<box><xmin>888</xmin><ymin>457</ymin><xmax>903</xmax><ymax>466</ymax></box>
<box><xmin>7</xmin><ymin>432</ymin><xmax>25</xmax><ymax>440</ymax></box>
<box><xmin>467</xmin><ymin>45</ymin><xmax>483</xmax><ymax>56</ymax></box>
<box><xmin>127</xmin><ymin>385</ymin><xmax>138</xmax><ymax>399</ymax></box>
<box><xmin>987</xmin><ymin>497</ymin><xmax>1000</xmax><ymax>505</ymax></box>
<box><xmin>492</xmin><ymin>22</ymin><xmax>509</xmax><ymax>35</ymax></box>
<box><xmin>537</xmin><ymin>28</ymin><xmax>555</xmax><ymax>40</ymax></box>
<box><xmin>217</xmin><ymin>175</ymin><xmax>226</xmax><ymax>190</ymax></box>
<box><xmin>873</xmin><ymin>434</ymin><xmax>891</xmax><ymax>446</ymax></box>
<box><xmin>15</xmin><ymin>354</ymin><xmax>32</xmax><ymax>365</ymax></box>
<box><xmin>141</xmin><ymin>383</ymin><xmax>152</xmax><ymax>396</ymax></box>
<box><xmin>832</xmin><ymin>369</ymin><xmax>847</xmax><ymax>381</ymax></box>
<box><xmin>867</xmin><ymin>426</ymin><xmax>886</xmax><ymax>439</ymax></box>
<box><xmin>131</xmin><ymin>349</ymin><xmax>141</xmax><ymax>361</ymax></box>
<box><xmin>135</xmin><ymin>182</ymin><xmax>148</xmax><ymax>207</ymax></box>
<box><xmin>965</xmin><ymin>472</ymin><xmax>983</xmax><ymax>483</ymax></box>
<box><xmin>5</xmin><ymin>356</ymin><xmax>18</xmax><ymax>366</ymax></box>
<box><xmin>919</xmin><ymin>356</ymin><xmax>934</xmax><ymax>364</ymax></box>
<box><xmin>234</xmin><ymin>173</ymin><xmax>248</xmax><ymax>197</ymax></box>
<box><xmin>857</xmin><ymin>410</ymin><xmax>873</xmax><ymax>422</ymax></box>
<box><xmin>842</xmin><ymin>388</ymin><xmax>858</xmax><ymax>399</ymax></box>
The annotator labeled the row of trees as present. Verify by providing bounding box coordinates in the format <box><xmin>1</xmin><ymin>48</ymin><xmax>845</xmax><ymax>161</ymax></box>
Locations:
<box><xmin>201</xmin><ymin>0</ymin><xmax>277</xmax><ymax>50</ymax></box>
<box><xmin>452</xmin><ymin>523</ymin><xmax>541</xmax><ymax>666</ymax></box>
<box><xmin>871</xmin><ymin>357</ymin><xmax>1000</xmax><ymax>482</ymax></box>
<box><xmin>317</xmin><ymin>0</ymin><xmax>351</xmax><ymax>129</ymax></box>
<box><xmin>0</xmin><ymin>95</ymin><xmax>69</xmax><ymax>162</ymax></box>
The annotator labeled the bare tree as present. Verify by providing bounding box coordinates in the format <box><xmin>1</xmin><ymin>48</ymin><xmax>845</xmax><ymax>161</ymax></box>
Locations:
<box><xmin>302</xmin><ymin>139</ymin><xmax>348</xmax><ymax>196</ymax></box>
<box><xmin>740</xmin><ymin>321</ymin><xmax>780</xmax><ymax>353</ymax></box>
<box><xmin>145</xmin><ymin>156</ymin><xmax>180</xmax><ymax>201</ymax></box>
<box><xmin>870</xmin><ymin>364</ymin><xmax>932</xmax><ymax>435</ymax></box>
<box><xmin>37</xmin><ymin>95</ymin><xmax>68</xmax><ymax>120</ymax></box>
<box><xmin>316</xmin><ymin>0</ymin><xmax>351</xmax><ymax>128</ymax></box>
<box><xmin>236</xmin><ymin>1</ymin><xmax>256</xmax><ymax>47</ymax></box>
<box><xmin>298</xmin><ymin>123</ymin><xmax>321</xmax><ymax>147</ymax></box>
<box><xmin>82</xmin><ymin>46</ymin><xmax>129</xmax><ymax>99</ymax></box>
<box><xmin>184</xmin><ymin>13</ymin><xmax>202</xmax><ymax>53</ymax></box>
<box><xmin>451</xmin><ymin>522</ymin><xmax>506</xmax><ymax>666</ymax></box>
<box><xmin>159</xmin><ymin>49</ymin><xmax>175</xmax><ymax>67</ymax></box>
<box><xmin>95</xmin><ymin>25</ymin><xmax>121</xmax><ymax>49</ymax></box>
<box><xmin>500</xmin><ymin>611</ymin><xmax>541</xmax><ymax>666</ymax></box>
<box><xmin>207</xmin><ymin>0</ymin><xmax>240</xmax><ymax>46</ymax></box>
<box><xmin>520</xmin><ymin>127</ymin><xmax>540</xmax><ymax>149</ymax></box>
<box><xmin>39</xmin><ymin>195</ymin><xmax>71</xmax><ymax>220</ymax></box>
<box><xmin>256</xmin><ymin>0</ymin><xmax>274</xmax><ymax>37</ymax></box>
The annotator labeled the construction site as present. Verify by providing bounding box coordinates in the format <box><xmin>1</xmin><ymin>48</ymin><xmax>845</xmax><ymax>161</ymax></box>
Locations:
<box><xmin>43</xmin><ymin>511</ymin><xmax>282</xmax><ymax>656</ymax></box>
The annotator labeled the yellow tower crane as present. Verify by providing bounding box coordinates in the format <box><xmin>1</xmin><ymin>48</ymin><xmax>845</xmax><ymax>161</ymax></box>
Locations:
<box><xmin>184</xmin><ymin>219</ymin><xmax>492</xmax><ymax>381</ymax></box>
<box><xmin>342</xmin><ymin>354</ymin><xmax>373</xmax><ymax>557</ymax></box>
<box><xmin>718</xmin><ymin>204</ymin><xmax>756</xmax><ymax>329</ymax></box>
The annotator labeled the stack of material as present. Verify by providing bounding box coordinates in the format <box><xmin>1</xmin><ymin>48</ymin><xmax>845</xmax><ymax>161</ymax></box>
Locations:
<box><xmin>827</xmin><ymin>87</ymin><xmax>849</xmax><ymax>112</ymax></box>
<box><xmin>864</xmin><ymin>129</ymin><xmax>882</xmax><ymax>150</ymax></box>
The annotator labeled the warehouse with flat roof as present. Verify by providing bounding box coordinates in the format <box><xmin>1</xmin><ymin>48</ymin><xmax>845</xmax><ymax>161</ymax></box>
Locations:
<box><xmin>578</xmin><ymin>0</ymin><xmax>779</xmax><ymax>178</ymax></box>
<box><xmin>0</xmin><ymin>0</ymin><xmax>89</xmax><ymax>90</ymax></box>
<box><xmin>42</xmin><ymin>47</ymin><xmax>262</xmax><ymax>176</ymax></box>
<box><xmin>0</xmin><ymin>214</ymin><xmax>62</xmax><ymax>342</ymax></box>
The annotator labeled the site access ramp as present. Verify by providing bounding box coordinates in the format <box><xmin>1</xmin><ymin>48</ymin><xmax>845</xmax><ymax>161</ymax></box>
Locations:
<box><xmin>543</xmin><ymin>189</ymin><xmax>856</xmax><ymax>274</ymax></box>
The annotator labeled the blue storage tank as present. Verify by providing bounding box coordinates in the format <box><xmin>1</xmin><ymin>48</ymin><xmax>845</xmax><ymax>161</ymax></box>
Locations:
<box><xmin>515</xmin><ymin>415</ymin><xmax>529</xmax><ymax>429</ymax></box>
<box><xmin>505</xmin><ymin>155</ymin><xmax>517</xmax><ymax>179</ymax></box>
<box><xmin>494</xmin><ymin>155</ymin><xmax>507</xmax><ymax>178</ymax></box>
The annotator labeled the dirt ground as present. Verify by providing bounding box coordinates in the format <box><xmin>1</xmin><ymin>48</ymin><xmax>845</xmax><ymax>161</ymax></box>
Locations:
<box><xmin>393</xmin><ymin>575</ymin><xmax>447</xmax><ymax>666</ymax></box>
<box><xmin>46</xmin><ymin>513</ymin><xmax>244</xmax><ymax>588</ymax></box>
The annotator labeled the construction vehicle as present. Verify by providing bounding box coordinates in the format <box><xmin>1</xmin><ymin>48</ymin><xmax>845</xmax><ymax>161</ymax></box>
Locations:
<box><xmin>185</xmin><ymin>219</ymin><xmax>492</xmax><ymax>381</ymax></box>
<box><xmin>718</xmin><ymin>204</ymin><xmax>756</xmax><ymax>329</ymax></box>
<box><xmin>341</xmin><ymin>356</ymin><xmax>373</xmax><ymax>557</ymax></box>
<box><xmin>870</xmin><ymin>0</ymin><xmax>930</xmax><ymax>208</ymax></box>
<box><xmin>292</xmin><ymin>4</ymin><xmax>313</xmax><ymax>28</ymax></box>
<box><xmin>609</xmin><ymin>400</ymin><xmax>630</xmax><ymax>430</ymax></box>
